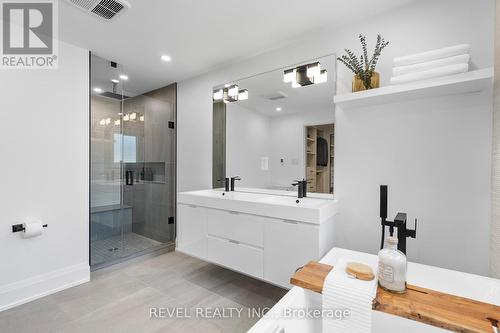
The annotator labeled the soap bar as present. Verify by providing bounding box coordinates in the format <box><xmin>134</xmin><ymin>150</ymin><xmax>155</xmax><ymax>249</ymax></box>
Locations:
<box><xmin>346</xmin><ymin>262</ymin><xmax>374</xmax><ymax>281</ymax></box>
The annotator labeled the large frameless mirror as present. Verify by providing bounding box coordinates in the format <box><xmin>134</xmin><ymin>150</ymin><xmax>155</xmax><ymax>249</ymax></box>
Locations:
<box><xmin>213</xmin><ymin>54</ymin><xmax>336</xmax><ymax>198</ymax></box>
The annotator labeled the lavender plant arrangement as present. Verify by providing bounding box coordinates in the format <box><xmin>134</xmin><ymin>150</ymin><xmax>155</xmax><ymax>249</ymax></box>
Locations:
<box><xmin>337</xmin><ymin>34</ymin><xmax>389</xmax><ymax>92</ymax></box>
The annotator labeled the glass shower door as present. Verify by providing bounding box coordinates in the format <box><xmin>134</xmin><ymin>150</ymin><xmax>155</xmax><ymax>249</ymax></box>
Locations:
<box><xmin>90</xmin><ymin>54</ymin><xmax>176</xmax><ymax>269</ymax></box>
<box><xmin>121</xmin><ymin>93</ymin><xmax>176</xmax><ymax>251</ymax></box>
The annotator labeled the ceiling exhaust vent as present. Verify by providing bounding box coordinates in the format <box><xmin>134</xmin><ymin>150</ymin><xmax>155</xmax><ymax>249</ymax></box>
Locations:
<box><xmin>263</xmin><ymin>91</ymin><xmax>288</xmax><ymax>101</ymax></box>
<box><xmin>64</xmin><ymin>0</ymin><xmax>130</xmax><ymax>21</ymax></box>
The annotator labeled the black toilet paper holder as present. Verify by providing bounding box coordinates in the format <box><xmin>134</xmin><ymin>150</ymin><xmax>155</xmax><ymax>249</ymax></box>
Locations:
<box><xmin>12</xmin><ymin>223</ymin><xmax>48</xmax><ymax>233</ymax></box>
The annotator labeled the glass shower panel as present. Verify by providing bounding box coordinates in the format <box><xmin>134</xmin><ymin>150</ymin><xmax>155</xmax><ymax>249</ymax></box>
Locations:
<box><xmin>90</xmin><ymin>55</ymin><xmax>126</xmax><ymax>266</ymax></box>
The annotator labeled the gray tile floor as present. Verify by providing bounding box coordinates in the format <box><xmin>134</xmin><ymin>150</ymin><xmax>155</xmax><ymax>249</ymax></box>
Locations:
<box><xmin>0</xmin><ymin>251</ymin><xmax>287</xmax><ymax>333</ymax></box>
<box><xmin>91</xmin><ymin>232</ymin><xmax>162</xmax><ymax>266</ymax></box>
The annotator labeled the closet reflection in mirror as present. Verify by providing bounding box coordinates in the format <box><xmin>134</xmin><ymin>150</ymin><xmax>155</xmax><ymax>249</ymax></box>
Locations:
<box><xmin>213</xmin><ymin>55</ymin><xmax>335</xmax><ymax>196</ymax></box>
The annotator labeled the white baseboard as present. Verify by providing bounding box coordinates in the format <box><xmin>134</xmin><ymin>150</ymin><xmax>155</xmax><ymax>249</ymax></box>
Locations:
<box><xmin>0</xmin><ymin>262</ymin><xmax>90</xmax><ymax>312</ymax></box>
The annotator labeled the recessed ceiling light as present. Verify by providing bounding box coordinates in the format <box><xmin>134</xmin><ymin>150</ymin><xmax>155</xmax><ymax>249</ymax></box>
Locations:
<box><xmin>276</xmin><ymin>107</ymin><xmax>282</xmax><ymax>112</ymax></box>
<box><xmin>161</xmin><ymin>55</ymin><xmax>172</xmax><ymax>62</ymax></box>
<box><xmin>119</xmin><ymin>74</ymin><xmax>128</xmax><ymax>80</ymax></box>
<box><xmin>94</xmin><ymin>87</ymin><xmax>102</xmax><ymax>93</ymax></box>
<box><xmin>111</xmin><ymin>79</ymin><xmax>119</xmax><ymax>83</ymax></box>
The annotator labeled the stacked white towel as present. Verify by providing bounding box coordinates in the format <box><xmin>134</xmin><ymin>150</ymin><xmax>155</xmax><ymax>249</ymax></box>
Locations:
<box><xmin>322</xmin><ymin>258</ymin><xmax>378</xmax><ymax>333</ymax></box>
<box><xmin>390</xmin><ymin>44</ymin><xmax>471</xmax><ymax>85</ymax></box>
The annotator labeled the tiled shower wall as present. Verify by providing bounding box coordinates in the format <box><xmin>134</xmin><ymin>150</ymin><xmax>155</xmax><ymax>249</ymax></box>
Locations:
<box><xmin>492</xmin><ymin>0</ymin><xmax>500</xmax><ymax>278</ymax></box>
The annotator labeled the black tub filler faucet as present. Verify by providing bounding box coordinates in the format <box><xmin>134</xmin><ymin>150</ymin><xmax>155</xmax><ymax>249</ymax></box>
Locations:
<box><xmin>379</xmin><ymin>185</ymin><xmax>417</xmax><ymax>255</ymax></box>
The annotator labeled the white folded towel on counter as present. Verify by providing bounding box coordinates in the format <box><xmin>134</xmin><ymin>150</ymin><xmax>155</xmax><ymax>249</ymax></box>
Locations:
<box><xmin>393</xmin><ymin>44</ymin><xmax>471</xmax><ymax>67</ymax></box>
<box><xmin>322</xmin><ymin>258</ymin><xmax>378</xmax><ymax>333</ymax></box>
<box><xmin>390</xmin><ymin>63</ymin><xmax>469</xmax><ymax>85</ymax></box>
<box><xmin>392</xmin><ymin>54</ymin><xmax>470</xmax><ymax>76</ymax></box>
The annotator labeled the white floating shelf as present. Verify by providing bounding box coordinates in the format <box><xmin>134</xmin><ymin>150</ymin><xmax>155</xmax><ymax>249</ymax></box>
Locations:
<box><xmin>333</xmin><ymin>68</ymin><xmax>493</xmax><ymax>109</ymax></box>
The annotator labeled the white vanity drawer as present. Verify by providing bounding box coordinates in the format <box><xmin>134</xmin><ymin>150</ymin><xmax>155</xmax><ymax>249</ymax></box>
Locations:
<box><xmin>206</xmin><ymin>209</ymin><xmax>265</xmax><ymax>247</ymax></box>
<box><xmin>177</xmin><ymin>204</ymin><xmax>207</xmax><ymax>259</ymax></box>
<box><xmin>207</xmin><ymin>235</ymin><xmax>263</xmax><ymax>279</ymax></box>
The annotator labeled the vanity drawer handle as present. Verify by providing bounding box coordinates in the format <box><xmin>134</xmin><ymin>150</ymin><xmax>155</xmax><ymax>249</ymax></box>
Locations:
<box><xmin>188</xmin><ymin>205</ymin><xmax>197</xmax><ymax>208</ymax></box>
<box><xmin>229</xmin><ymin>239</ymin><xmax>240</xmax><ymax>244</ymax></box>
<box><xmin>228</xmin><ymin>211</ymin><xmax>240</xmax><ymax>215</ymax></box>
<box><xmin>282</xmin><ymin>220</ymin><xmax>299</xmax><ymax>224</ymax></box>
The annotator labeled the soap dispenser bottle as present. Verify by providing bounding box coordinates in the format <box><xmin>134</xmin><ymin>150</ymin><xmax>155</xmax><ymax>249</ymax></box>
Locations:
<box><xmin>378</xmin><ymin>236</ymin><xmax>407</xmax><ymax>293</ymax></box>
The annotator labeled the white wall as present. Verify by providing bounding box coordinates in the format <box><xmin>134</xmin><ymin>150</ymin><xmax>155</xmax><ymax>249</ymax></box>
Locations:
<box><xmin>335</xmin><ymin>93</ymin><xmax>492</xmax><ymax>275</ymax></box>
<box><xmin>269</xmin><ymin>110</ymin><xmax>333</xmax><ymax>187</ymax></box>
<box><xmin>0</xmin><ymin>41</ymin><xmax>90</xmax><ymax>311</ymax></box>
<box><xmin>226</xmin><ymin>103</ymin><xmax>271</xmax><ymax>188</ymax></box>
<box><xmin>177</xmin><ymin>0</ymin><xmax>494</xmax><ymax>275</ymax></box>
<box><xmin>492</xmin><ymin>0</ymin><xmax>500</xmax><ymax>278</ymax></box>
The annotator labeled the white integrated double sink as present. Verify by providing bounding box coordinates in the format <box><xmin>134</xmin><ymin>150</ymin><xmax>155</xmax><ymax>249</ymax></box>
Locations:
<box><xmin>176</xmin><ymin>188</ymin><xmax>338</xmax><ymax>288</ymax></box>
<box><xmin>177</xmin><ymin>189</ymin><xmax>337</xmax><ymax>225</ymax></box>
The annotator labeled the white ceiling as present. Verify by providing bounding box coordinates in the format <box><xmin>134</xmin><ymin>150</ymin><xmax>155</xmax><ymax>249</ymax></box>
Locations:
<box><xmin>60</xmin><ymin>0</ymin><xmax>414</xmax><ymax>94</ymax></box>
<box><xmin>225</xmin><ymin>54</ymin><xmax>336</xmax><ymax>117</ymax></box>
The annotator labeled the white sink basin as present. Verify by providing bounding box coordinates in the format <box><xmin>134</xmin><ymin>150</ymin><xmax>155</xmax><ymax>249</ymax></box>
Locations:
<box><xmin>257</xmin><ymin>195</ymin><xmax>329</xmax><ymax>208</ymax></box>
<box><xmin>193</xmin><ymin>189</ymin><xmax>265</xmax><ymax>201</ymax></box>
<box><xmin>177</xmin><ymin>189</ymin><xmax>338</xmax><ymax>224</ymax></box>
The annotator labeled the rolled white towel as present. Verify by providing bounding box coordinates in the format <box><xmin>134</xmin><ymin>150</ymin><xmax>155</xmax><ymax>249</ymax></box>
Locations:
<box><xmin>393</xmin><ymin>44</ymin><xmax>471</xmax><ymax>67</ymax></box>
<box><xmin>390</xmin><ymin>63</ymin><xmax>469</xmax><ymax>85</ymax></box>
<box><xmin>322</xmin><ymin>258</ymin><xmax>378</xmax><ymax>333</ymax></box>
<box><xmin>392</xmin><ymin>54</ymin><xmax>470</xmax><ymax>76</ymax></box>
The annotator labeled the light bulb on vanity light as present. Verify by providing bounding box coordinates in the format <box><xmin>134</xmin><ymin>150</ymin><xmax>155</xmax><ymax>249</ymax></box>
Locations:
<box><xmin>275</xmin><ymin>107</ymin><xmax>282</xmax><ymax>112</ymax></box>
<box><xmin>119</xmin><ymin>74</ymin><xmax>128</xmax><ymax>80</ymax></box>
<box><xmin>111</xmin><ymin>79</ymin><xmax>120</xmax><ymax>84</ymax></box>
<box><xmin>99</xmin><ymin>119</ymin><xmax>106</xmax><ymax>126</ymax></box>
<box><xmin>161</xmin><ymin>55</ymin><xmax>172</xmax><ymax>62</ymax></box>
<box><xmin>306</xmin><ymin>62</ymin><xmax>321</xmax><ymax>78</ymax></box>
<box><xmin>139</xmin><ymin>115</ymin><xmax>145</xmax><ymax>122</ymax></box>
<box><xmin>283</xmin><ymin>68</ymin><xmax>296</xmax><ymax>83</ymax></box>
<box><xmin>114</xmin><ymin>119</ymin><xmax>120</xmax><ymax>125</ymax></box>
<box><xmin>129</xmin><ymin>112</ymin><xmax>137</xmax><ymax>120</ymax></box>
<box><xmin>123</xmin><ymin>114</ymin><xmax>130</xmax><ymax>121</ymax></box>
<box><xmin>238</xmin><ymin>89</ymin><xmax>248</xmax><ymax>100</ymax></box>
<box><xmin>213</xmin><ymin>89</ymin><xmax>223</xmax><ymax>101</ymax></box>
<box><xmin>315</xmin><ymin>70</ymin><xmax>328</xmax><ymax>84</ymax></box>
<box><xmin>228</xmin><ymin>85</ymin><xmax>239</xmax><ymax>98</ymax></box>
<box><xmin>105</xmin><ymin>118</ymin><xmax>111</xmax><ymax>125</ymax></box>
<box><xmin>94</xmin><ymin>87</ymin><xmax>102</xmax><ymax>93</ymax></box>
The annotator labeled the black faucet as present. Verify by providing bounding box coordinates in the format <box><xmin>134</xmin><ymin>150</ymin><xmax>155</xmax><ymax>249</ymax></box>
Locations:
<box><xmin>379</xmin><ymin>185</ymin><xmax>417</xmax><ymax>255</ymax></box>
<box><xmin>292</xmin><ymin>179</ymin><xmax>308</xmax><ymax>198</ymax></box>
<box><xmin>230</xmin><ymin>176</ymin><xmax>241</xmax><ymax>191</ymax></box>
<box><xmin>218</xmin><ymin>178</ymin><xmax>230</xmax><ymax>192</ymax></box>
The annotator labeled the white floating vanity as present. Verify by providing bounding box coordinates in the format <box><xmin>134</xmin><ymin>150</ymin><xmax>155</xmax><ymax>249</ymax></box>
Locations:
<box><xmin>176</xmin><ymin>189</ymin><xmax>338</xmax><ymax>288</ymax></box>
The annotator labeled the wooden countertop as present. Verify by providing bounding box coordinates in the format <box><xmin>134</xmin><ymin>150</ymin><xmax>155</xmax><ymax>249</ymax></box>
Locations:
<box><xmin>291</xmin><ymin>261</ymin><xmax>500</xmax><ymax>333</ymax></box>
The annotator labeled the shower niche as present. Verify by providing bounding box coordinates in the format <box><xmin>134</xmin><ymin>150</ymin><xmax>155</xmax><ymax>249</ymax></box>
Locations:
<box><xmin>90</xmin><ymin>54</ymin><xmax>176</xmax><ymax>268</ymax></box>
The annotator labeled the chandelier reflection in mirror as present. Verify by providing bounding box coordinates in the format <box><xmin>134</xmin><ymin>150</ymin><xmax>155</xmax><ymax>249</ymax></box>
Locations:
<box><xmin>283</xmin><ymin>62</ymin><xmax>327</xmax><ymax>88</ymax></box>
<box><xmin>99</xmin><ymin>112</ymin><xmax>145</xmax><ymax>126</ymax></box>
<box><xmin>213</xmin><ymin>85</ymin><xmax>249</xmax><ymax>103</ymax></box>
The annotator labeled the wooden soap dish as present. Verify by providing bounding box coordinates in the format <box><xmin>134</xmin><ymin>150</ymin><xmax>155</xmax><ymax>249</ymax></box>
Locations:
<box><xmin>290</xmin><ymin>261</ymin><xmax>500</xmax><ymax>333</ymax></box>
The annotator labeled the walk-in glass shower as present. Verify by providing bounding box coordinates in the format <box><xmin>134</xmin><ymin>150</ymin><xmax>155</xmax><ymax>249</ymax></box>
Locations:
<box><xmin>90</xmin><ymin>54</ymin><xmax>176</xmax><ymax>268</ymax></box>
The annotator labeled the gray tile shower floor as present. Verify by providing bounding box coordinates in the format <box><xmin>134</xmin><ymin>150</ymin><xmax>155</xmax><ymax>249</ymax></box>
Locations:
<box><xmin>91</xmin><ymin>233</ymin><xmax>163</xmax><ymax>266</ymax></box>
<box><xmin>0</xmin><ymin>251</ymin><xmax>287</xmax><ymax>333</ymax></box>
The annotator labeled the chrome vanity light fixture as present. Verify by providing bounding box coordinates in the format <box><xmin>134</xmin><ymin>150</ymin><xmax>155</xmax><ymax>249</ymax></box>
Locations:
<box><xmin>213</xmin><ymin>86</ymin><xmax>249</xmax><ymax>103</ymax></box>
<box><xmin>283</xmin><ymin>62</ymin><xmax>328</xmax><ymax>88</ymax></box>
